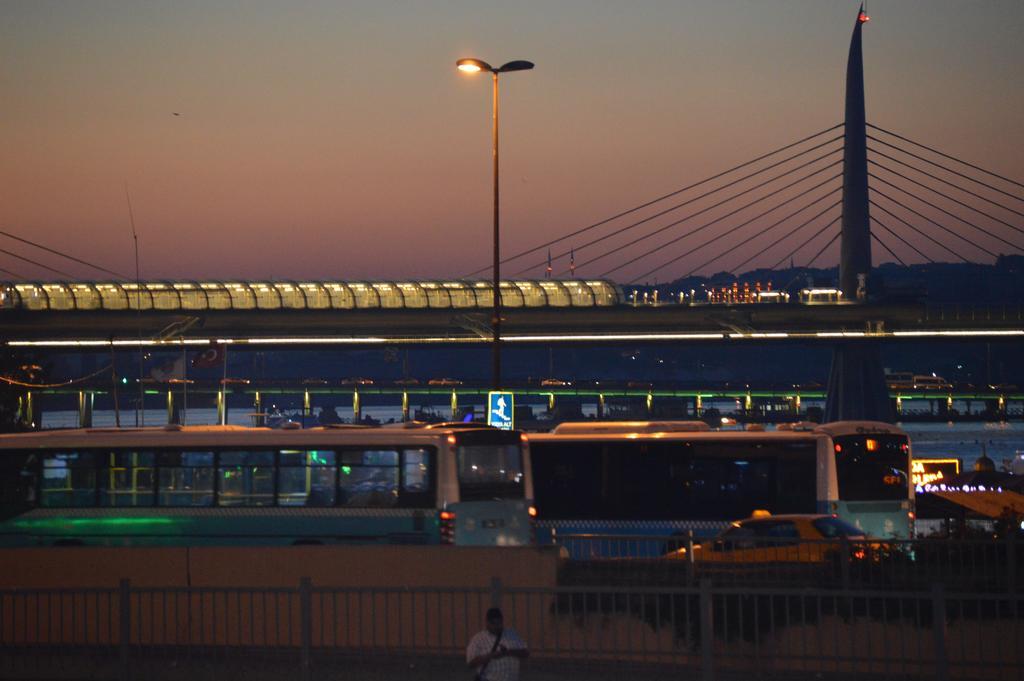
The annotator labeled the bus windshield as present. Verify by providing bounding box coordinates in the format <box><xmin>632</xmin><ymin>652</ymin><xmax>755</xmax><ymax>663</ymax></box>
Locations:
<box><xmin>456</xmin><ymin>443</ymin><xmax>524</xmax><ymax>501</ymax></box>
<box><xmin>833</xmin><ymin>434</ymin><xmax>910</xmax><ymax>501</ymax></box>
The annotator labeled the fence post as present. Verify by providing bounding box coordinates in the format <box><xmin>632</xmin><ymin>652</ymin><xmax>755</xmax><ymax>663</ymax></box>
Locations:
<box><xmin>686</xmin><ymin>531</ymin><xmax>696</xmax><ymax>586</ymax></box>
<box><xmin>932</xmin><ymin>583</ymin><xmax>948</xmax><ymax>681</ymax></box>
<box><xmin>1008</xmin><ymin>533</ymin><xmax>1017</xmax><ymax>595</ymax></box>
<box><xmin>839</xmin><ymin>536</ymin><xmax>851</xmax><ymax>590</ymax></box>
<box><xmin>119</xmin><ymin>579</ymin><xmax>131</xmax><ymax>681</ymax></box>
<box><xmin>699</xmin><ymin>579</ymin><xmax>713</xmax><ymax>681</ymax></box>
<box><xmin>490</xmin><ymin>577</ymin><xmax>503</xmax><ymax>609</ymax></box>
<box><xmin>299</xmin><ymin>578</ymin><xmax>312</xmax><ymax>681</ymax></box>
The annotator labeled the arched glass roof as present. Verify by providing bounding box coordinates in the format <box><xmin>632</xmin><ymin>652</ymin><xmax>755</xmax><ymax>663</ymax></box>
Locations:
<box><xmin>0</xmin><ymin>280</ymin><xmax>623</xmax><ymax>312</ymax></box>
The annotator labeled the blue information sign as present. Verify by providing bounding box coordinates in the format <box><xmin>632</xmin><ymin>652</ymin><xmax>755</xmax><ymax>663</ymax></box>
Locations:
<box><xmin>487</xmin><ymin>391</ymin><xmax>514</xmax><ymax>430</ymax></box>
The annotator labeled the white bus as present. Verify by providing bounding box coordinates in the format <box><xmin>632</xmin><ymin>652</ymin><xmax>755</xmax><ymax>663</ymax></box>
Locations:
<box><xmin>0</xmin><ymin>424</ymin><xmax>534</xmax><ymax>547</ymax></box>
<box><xmin>528</xmin><ymin>421</ymin><xmax>913</xmax><ymax>540</ymax></box>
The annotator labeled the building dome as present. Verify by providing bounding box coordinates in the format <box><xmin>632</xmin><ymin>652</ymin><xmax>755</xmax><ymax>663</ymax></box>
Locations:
<box><xmin>974</xmin><ymin>453</ymin><xmax>996</xmax><ymax>472</ymax></box>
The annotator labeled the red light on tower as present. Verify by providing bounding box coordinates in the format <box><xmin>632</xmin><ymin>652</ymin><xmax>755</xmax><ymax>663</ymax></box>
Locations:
<box><xmin>858</xmin><ymin>10</ymin><xmax>870</xmax><ymax>23</ymax></box>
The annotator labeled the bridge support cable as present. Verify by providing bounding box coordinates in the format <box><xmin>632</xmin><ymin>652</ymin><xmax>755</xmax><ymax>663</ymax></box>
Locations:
<box><xmin>724</xmin><ymin>197</ymin><xmax>843</xmax><ymax>275</ymax></box>
<box><xmin>871</xmin><ymin>231</ymin><xmax>907</xmax><ymax>267</ymax></box>
<box><xmin>868</xmin><ymin>200</ymin><xmax>965</xmax><ymax>263</ymax></box>
<box><xmin>459</xmin><ymin>122</ymin><xmax>845</xmax><ymax>278</ymax></box>
<box><xmin>867</xmin><ymin>134</ymin><xmax>1024</xmax><ymax>206</ymax></box>
<box><xmin>867</xmin><ymin>146</ymin><xmax>1024</xmax><ymax>220</ymax></box>
<box><xmin>624</xmin><ymin>183</ymin><xmax>843</xmax><ymax>283</ymax></box>
<box><xmin>867</xmin><ymin>123</ymin><xmax>1024</xmax><ymax>194</ymax></box>
<box><xmin>869</xmin><ymin>215</ymin><xmax>934</xmax><ymax>264</ymax></box>
<box><xmin>586</xmin><ymin>156</ymin><xmax>845</xmax><ymax>279</ymax></box>
<box><xmin>869</xmin><ymin>159</ymin><xmax>1024</xmax><ymax>239</ymax></box>
<box><xmin>525</xmin><ymin>140</ymin><xmax>845</xmax><ymax>277</ymax></box>
<box><xmin>0</xmin><ymin>246</ymin><xmax>77</xmax><ymax>279</ymax></box>
<box><xmin>868</xmin><ymin>185</ymin><xmax>997</xmax><ymax>260</ymax></box>
<box><xmin>0</xmin><ymin>266</ymin><xmax>26</xmax><ymax>280</ymax></box>
<box><xmin>869</xmin><ymin>173</ymin><xmax>1023</xmax><ymax>254</ymax></box>
<box><xmin>600</xmin><ymin>163</ymin><xmax>843</xmax><ymax>279</ymax></box>
<box><xmin>0</xmin><ymin>229</ymin><xmax>128</xmax><ymax>279</ymax></box>
<box><xmin>805</xmin><ymin>229</ymin><xmax>841</xmax><ymax>268</ymax></box>
<box><xmin>768</xmin><ymin>215</ymin><xmax>842</xmax><ymax>270</ymax></box>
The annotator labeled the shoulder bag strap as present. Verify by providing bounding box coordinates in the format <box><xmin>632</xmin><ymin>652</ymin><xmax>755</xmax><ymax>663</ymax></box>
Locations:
<box><xmin>477</xmin><ymin>629</ymin><xmax>504</xmax><ymax>680</ymax></box>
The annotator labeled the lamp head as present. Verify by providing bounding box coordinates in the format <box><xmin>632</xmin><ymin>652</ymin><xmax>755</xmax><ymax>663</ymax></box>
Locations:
<box><xmin>456</xmin><ymin>58</ymin><xmax>493</xmax><ymax>74</ymax></box>
<box><xmin>497</xmin><ymin>60</ymin><xmax>534</xmax><ymax>73</ymax></box>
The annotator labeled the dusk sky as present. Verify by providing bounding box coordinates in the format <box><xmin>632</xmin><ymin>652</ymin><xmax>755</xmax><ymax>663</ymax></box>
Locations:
<box><xmin>2</xmin><ymin>1</ymin><xmax>1022</xmax><ymax>283</ymax></box>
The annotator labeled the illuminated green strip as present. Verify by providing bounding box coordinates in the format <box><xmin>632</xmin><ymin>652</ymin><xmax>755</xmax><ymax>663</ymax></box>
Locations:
<box><xmin>12</xmin><ymin>517</ymin><xmax>179</xmax><ymax>530</ymax></box>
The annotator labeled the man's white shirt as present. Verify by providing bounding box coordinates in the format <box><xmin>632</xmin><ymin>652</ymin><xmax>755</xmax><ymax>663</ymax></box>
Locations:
<box><xmin>466</xmin><ymin>628</ymin><xmax>527</xmax><ymax>681</ymax></box>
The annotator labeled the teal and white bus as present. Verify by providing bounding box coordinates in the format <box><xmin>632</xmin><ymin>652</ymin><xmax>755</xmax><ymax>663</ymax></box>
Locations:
<box><xmin>529</xmin><ymin>420</ymin><xmax>913</xmax><ymax>540</ymax></box>
<box><xmin>814</xmin><ymin>421</ymin><xmax>914</xmax><ymax>538</ymax></box>
<box><xmin>0</xmin><ymin>424</ymin><xmax>535</xmax><ymax>547</ymax></box>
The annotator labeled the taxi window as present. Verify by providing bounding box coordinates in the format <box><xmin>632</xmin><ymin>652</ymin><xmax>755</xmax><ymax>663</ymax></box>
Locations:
<box><xmin>732</xmin><ymin>520</ymin><xmax>801</xmax><ymax>547</ymax></box>
<box><xmin>759</xmin><ymin>521</ymin><xmax>800</xmax><ymax>545</ymax></box>
<box><xmin>717</xmin><ymin>525</ymin><xmax>756</xmax><ymax>550</ymax></box>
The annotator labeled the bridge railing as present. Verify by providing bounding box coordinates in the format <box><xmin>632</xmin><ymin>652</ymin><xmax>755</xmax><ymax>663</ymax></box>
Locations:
<box><xmin>1</xmin><ymin>579</ymin><xmax>1020</xmax><ymax>681</ymax></box>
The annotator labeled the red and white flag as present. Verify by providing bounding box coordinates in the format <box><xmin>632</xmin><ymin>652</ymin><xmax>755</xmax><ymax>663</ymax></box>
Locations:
<box><xmin>192</xmin><ymin>344</ymin><xmax>226</xmax><ymax>369</ymax></box>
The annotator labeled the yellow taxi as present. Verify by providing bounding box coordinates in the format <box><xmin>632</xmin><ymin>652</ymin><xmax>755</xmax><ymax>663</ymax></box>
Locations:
<box><xmin>667</xmin><ymin>512</ymin><xmax>871</xmax><ymax>565</ymax></box>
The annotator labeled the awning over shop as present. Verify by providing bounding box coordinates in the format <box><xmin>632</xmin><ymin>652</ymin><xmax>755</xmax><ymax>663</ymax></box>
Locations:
<box><xmin>929</xmin><ymin>489</ymin><xmax>1024</xmax><ymax>518</ymax></box>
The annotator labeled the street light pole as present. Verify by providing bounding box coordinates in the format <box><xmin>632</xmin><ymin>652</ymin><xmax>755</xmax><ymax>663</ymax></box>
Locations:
<box><xmin>456</xmin><ymin>57</ymin><xmax>534</xmax><ymax>392</ymax></box>
<box><xmin>490</xmin><ymin>69</ymin><xmax>501</xmax><ymax>391</ymax></box>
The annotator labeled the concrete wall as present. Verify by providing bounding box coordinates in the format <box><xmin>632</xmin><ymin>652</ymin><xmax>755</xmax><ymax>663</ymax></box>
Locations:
<box><xmin>0</xmin><ymin>545</ymin><xmax>562</xmax><ymax>589</ymax></box>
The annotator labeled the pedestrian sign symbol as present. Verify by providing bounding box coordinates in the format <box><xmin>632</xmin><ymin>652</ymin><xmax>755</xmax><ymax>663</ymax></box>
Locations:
<box><xmin>487</xmin><ymin>392</ymin><xmax>514</xmax><ymax>430</ymax></box>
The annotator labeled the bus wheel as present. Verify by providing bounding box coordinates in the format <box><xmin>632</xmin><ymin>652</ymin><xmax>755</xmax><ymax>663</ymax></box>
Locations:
<box><xmin>291</xmin><ymin>539</ymin><xmax>323</xmax><ymax>546</ymax></box>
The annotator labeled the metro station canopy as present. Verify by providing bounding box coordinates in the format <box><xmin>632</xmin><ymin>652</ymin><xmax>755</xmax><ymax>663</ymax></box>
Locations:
<box><xmin>0</xmin><ymin>280</ymin><xmax>622</xmax><ymax>312</ymax></box>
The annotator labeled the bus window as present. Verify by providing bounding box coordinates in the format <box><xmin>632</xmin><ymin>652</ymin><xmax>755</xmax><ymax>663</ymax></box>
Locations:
<box><xmin>683</xmin><ymin>456</ymin><xmax>776</xmax><ymax>520</ymax></box>
<box><xmin>40</xmin><ymin>452</ymin><xmax>96</xmax><ymax>507</ymax></box>
<box><xmin>2</xmin><ymin>453</ymin><xmax>36</xmax><ymax>516</ymax></box>
<box><xmin>776</xmin><ymin>457</ymin><xmax>818</xmax><ymax>513</ymax></box>
<box><xmin>529</xmin><ymin>443</ymin><xmax>605</xmax><ymax>520</ymax></box>
<box><xmin>158</xmin><ymin>451</ymin><xmax>214</xmax><ymax>506</ymax></box>
<box><xmin>100</xmin><ymin>451</ymin><xmax>155</xmax><ymax>507</ymax></box>
<box><xmin>218</xmin><ymin>451</ymin><xmax>274</xmax><ymax>507</ymax></box>
<box><xmin>278</xmin><ymin>450</ymin><xmax>336</xmax><ymax>507</ymax></box>
<box><xmin>833</xmin><ymin>435</ymin><xmax>910</xmax><ymax>501</ymax></box>
<box><xmin>617</xmin><ymin>443</ymin><xmax>689</xmax><ymax>519</ymax></box>
<box><xmin>339</xmin><ymin>450</ymin><xmax>399</xmax><ymax>507</ymax></box>
<box><xmin>402</xmin><ymin>449</ymin><xmax>430</xmax><ymax>493</ymax></box>
<box><xmin>456</xmin><ymin>443</ymin><xmax>524</xmax><ymax>501</ymax></box>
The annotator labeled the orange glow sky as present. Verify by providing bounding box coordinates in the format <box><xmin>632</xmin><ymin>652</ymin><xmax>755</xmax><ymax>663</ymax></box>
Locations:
<box><xmin>2</xmin><ymin>1</ymin><xmax>1022</xmax><ymax>283</ymax></box>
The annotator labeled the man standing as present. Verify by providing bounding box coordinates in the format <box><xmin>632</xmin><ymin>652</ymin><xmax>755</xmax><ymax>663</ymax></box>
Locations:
<box><xmin>466</xmin><ymin>607</ymin><xmax>529</xmax><ymax>681</ymax></box>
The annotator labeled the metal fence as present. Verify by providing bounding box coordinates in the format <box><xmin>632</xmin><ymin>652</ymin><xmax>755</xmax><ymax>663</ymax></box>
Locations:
<box><xmin>0</xmin><ymin>579</ymin><xmax>1021</xmax><ymax>681</ymax></box>
<box><xmin>553</xmin><ymin>534</ymin><xmax>1022</xmax><ymax>593</ymax></box>
<box><xmin>924</xmin><ymin>303</ymin><xmax>1024</xmax><ymax>323</ymax></box>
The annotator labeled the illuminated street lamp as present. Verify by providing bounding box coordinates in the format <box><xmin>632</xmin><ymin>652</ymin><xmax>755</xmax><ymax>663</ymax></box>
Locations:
<box><xmin>456</xmin><ymin>57</ymin><xmax>534</xmax><ymax>390</ymax></box>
